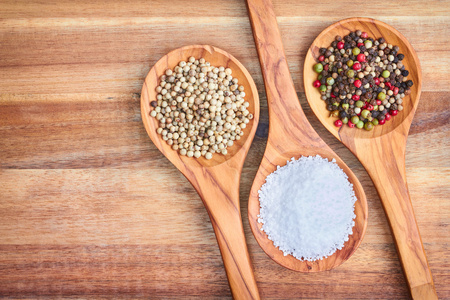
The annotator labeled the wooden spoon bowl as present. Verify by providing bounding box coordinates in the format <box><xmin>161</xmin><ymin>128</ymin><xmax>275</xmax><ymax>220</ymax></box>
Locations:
<box><xmin>246</xmin><ymin>0</ymin><xmax>368</xmax><ymax>272</ymax></box>
<box><xmin>304</xmin><ymin>18</ymin><xmax>437</xmax><ymax>299</ymax></box>
<box><xmin>141</xmin><ymin>45</ymin><xmax>260</xmax><ymax>299</ymax></box>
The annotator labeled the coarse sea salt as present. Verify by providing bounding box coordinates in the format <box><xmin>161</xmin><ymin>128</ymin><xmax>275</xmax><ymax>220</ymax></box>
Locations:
<box><xmin>257</xmin><ymin>155</ymin><xmax>357</xmax><ymax>261</ymax></box>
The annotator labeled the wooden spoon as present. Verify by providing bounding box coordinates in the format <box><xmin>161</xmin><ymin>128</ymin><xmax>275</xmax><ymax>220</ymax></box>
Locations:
<box><xmin>141</xmin><ymin>45</ymin><xmax>260</xmax><ymax>299</ymax></box>
<box><xmin>304</xmin><ymin>18</ymin><xmax>437</xmax><ymax>299</ymax></box>
<box><xmin>246</xmin><ymin>0</ymin><xmax>368</xmax><ymax>272</ymax></box>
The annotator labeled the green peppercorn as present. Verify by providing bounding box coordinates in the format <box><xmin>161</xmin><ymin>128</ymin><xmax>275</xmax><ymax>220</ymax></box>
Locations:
<box><xmin>318</xmin><ymin>74</ymin><xmax>323</xmax><ymax>80</ymax></box>
<box><xmin>355</xmin><ymin>100</ymin><xmax>364</xmax><ymax>108</ymax></box>
<box><xmin>364</xmin><ymin>121</ymin><xmax>374</xmax><ymax>131</ymax></box>
<box><xmin>319</xmin><ymin>85</ymin><xmax>327</xmax><ymax>92</ymax></box>
<box><xmin>361</xmin><ymin>109</ymin><xmax>370</xmax><ymax>119</ymax></box>
<box><xmin>351</xmin><ymin>116</ymin><xmax>360</xmax><ymax>124</ymax></box>
<box><xmin>347</xmin><ymin>60</ymin><xmax>354</xmax><ymax>67</ymax></box>
<box><xmin>382</xmin><ymin>70</ymin><xmax>390</xmax><ymax>78</ymax></box>
<box><xmin>364</xmin><ymin>40</ymin><xmax>373</xmax><ymax>49</ymax></box>
<box><xmin>342</xmin><ymin>103</ymin><xmax>349</xmax><ymax>110</ymax></box>
<box><xmin>326</xmin><ymin>77</ymin><xmax>335</xmax><ymax>86</ymax></box>
<box><xmin>372</xmin><ymin>118</ymin><xmax>379</xmax><ymax>126</ymax></box>
<box><xmin>342</xmin><ymin>117</ymin><xmax>348</xmax><ymax>124</ymax></box>
<box><xmin>333</xmin><ymin>102</ymin><xmax>339</xmax><ymax>106</ymax></box>
<box><xmin>377</xmin><ymin>92</ymin><xmax>386</xmax><ymax>100</ymax></box>
<box><xmin>356</xmin><ymin>120</ymin><xmax>364</xmax><ymax>129</ymax></box>
<box><xmin>338</xmin><ymin>68</ymin><xmax>343</xmax><ymax>74</ymax></box>
<box><xmin>347</xmin><ymin>70</ymin><xmax>355</xmax><ymax>77</ymax></box>
<box><xmin>352</xmin><ymin>47</ymin><xmax>361</xmax><ymax>56</ymax></box>
<box><xmin>314</xmin><ymin>63</ymin><xmax>324</xmax><ymax>73</ymax></box>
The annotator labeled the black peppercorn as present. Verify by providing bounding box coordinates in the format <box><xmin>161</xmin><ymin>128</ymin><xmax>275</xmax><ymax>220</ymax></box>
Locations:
<box><xmin>325</xmin><ymin>50</ymin><xmax>332</xmax><ymax>57</ymax></box>
<box><xmin>378</xmin><ymin>37</ymin><xmax>385</xmax><ymax>43</ymax></box>
<box><xmin>339</xmin><ymin>111</ymin><xmax>348</xmax><ymax>118</ymax></box>
<box><xmin>402</xmin><ymin>70</ymin><xmax>409</xmax><ymax>76</ymax></box>
<box><xmin>327</xmin><ymin>104</ymin><xmax>334</xmax><ymax>111</ymax></box>
<box><xmin>150</xmin><ymin>101</ymin><xmax>157</xmax><ymax>107</ymax></box>
<box><xmin>319</xmin><ymin>48</ymin><xmax>327</xmax><ymax>55</ymax></box>
<box><xmin>397</xmin><ymin>53</ymin><xmax>404</xmax><ymax>60</ymax></box>
<box><xmin>406</xmin><ymin>80</ymin><xmax>413</xmax><ymax>87</ymax></box>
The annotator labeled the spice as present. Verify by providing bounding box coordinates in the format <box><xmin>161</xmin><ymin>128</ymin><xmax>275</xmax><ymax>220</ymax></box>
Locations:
<box><xmin>258</xmin><ymin>156</ymin><xmax>357</xmax><ymax>261</ymax></box>
<box><xmin>313</xmin><ymin>31</ymin><xmax>413</xmax><ymax>130</ymax></box>
<box><xmin>149</xmin><ymin>57</ymin><xmax>253</xmax><ymax>159</ymax></box>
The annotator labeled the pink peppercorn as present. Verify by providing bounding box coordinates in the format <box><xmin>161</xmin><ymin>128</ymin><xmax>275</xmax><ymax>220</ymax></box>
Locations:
<box><xmin>313</xmin><ymin>80</ymin><xmax>321</xmax><ymax>88</ymax></box>
<box><xmin>393</xmin><ymin>87</ymin><xmax>399</xmax><ymax>95</ymax></box>
<box><xmin>357</xmin><ymin>54</ymin><xmax>365</xmax><ymax>62</ymax></box>
<box><xmin>319</xmin><ymin>55</ymin><xmax>325</xmax><ymax>62</ymax></box>
<box><xmin>353</xmin><ymin>62</ymin><xmax>361</xmax><ymax>71</ymax></box>
<box><xmin>361</xmin><ymin>32</ymin><xmax>368</xmax><ymax>38</ymax></box>
<box><xmin>379</xmin><ymin>119</ymin><xmax>386</xmax><ymax>125</ymax></box>
<box><xmin>374</xmin><ymin>78</ymin><xmax>380</xmax><ymax>85</ymax></box>
<box><xmin>334</xmin><ymin>119</ymin><xmax>343</xmax><ymax>127</ymax></box>
<box><xmin>376</xmin><ymin>100</ymin><xmax>382</xmax><ymax>105</ymax></box>
<box><xmin>337</xmin><ymin>41</ymin><xmax>345</xmax><ymax>50</ymax></box>
<box><xmin>391</xmin><ymin>110</ymin><xmax>399</xmax><ymax>116</ymax></box>
<box><xmin>352</xmin><ymin>94</ymin><xmax>360</xmax><ymax>101</ymax></box>
<box><xmin>348</xmin><ymin>120</ymin><xmax>355</xmax><ymax>128</ymax></box>
<box><xmin>385</xmin><ymin>114</ymin><xmax>392</xmax><ymax>121</ymax></box>
<box><xmin>354</xmin><ymin>80</ymin><xmax>362</xmax><ymax>88</ymax></box>
<box><xmin>367</xmin><ymin>104</ymin><xmax>374</xmax><ymax>111</ymax></box>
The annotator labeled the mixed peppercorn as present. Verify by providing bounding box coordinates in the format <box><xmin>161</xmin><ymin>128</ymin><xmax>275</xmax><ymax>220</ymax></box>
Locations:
<box><xmin>313</xmin><ymin>30</ymin><xmax>413</xmax><ymax>130</ymax></box>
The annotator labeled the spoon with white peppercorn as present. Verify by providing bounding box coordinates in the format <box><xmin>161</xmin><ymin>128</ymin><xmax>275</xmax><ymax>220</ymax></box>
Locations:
<box><xmin>141</xmin><ymin>45</ymin><xmax>260</xmax><ymax>299</ymax></box>
<box><xmin>246</xmin><ymin>0</ymin><xmax>368</xmax><ymax>272</ymax></box>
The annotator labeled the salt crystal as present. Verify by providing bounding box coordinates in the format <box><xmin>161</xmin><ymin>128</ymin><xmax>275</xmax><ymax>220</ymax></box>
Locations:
<box><xmin>257</xmin><ymin>155</ymin><xmax>357</xmax><ymax>261</ymax></box>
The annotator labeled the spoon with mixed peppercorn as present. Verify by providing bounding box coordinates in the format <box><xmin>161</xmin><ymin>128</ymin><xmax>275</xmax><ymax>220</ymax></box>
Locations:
<box><xmin>304</xmin><ymin>18</ymin><xmax>437</xmax><ymax>300</ymax></box>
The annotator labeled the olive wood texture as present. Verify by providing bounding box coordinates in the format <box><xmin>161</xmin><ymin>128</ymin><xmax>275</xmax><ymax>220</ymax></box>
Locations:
<box><xmin>140</xmin><ymin>45</ymin><xmax>260</xmax><ymax>300</ymax></box>
<box><xmin>246</xmin><ymin>0</ymin><xmax>368</xmax><ymax>272</ymax></box>
<box><xmin>304</xmin><ymin>18</ymin><xmax>437</xmax><ymax>299</ymax></box>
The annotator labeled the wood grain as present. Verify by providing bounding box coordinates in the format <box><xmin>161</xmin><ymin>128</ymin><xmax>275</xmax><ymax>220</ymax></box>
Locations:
<box><xmin>304</xmin><ymin>18</ymin><xmax>437</xmax><ymax>299</ymax></box>
<box><xmin>140</xmin><ymin>45</ymin><xmax>260</xmax><ymax>299</ymax></box>
<box><xmin>0</xmin><ymin>0</ymin><xmax>449</xmax><ymax>299</ymax></box>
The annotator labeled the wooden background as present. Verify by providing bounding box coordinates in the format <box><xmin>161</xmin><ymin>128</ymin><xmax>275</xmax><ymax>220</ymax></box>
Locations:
<box><xmin>0</xmin><ymin>0</ymin><xmax>448</xmax><ymax>299</ymax></box>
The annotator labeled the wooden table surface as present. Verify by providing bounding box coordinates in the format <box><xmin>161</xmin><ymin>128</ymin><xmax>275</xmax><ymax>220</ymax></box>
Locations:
<box><xmin>0</xmin><ymin>1</ymin><xmax>449</xmax><ymax>299</ymax></box>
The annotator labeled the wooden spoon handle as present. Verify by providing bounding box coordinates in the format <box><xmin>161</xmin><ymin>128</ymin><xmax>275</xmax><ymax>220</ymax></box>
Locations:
<box><xmin>246</xmin><ymin>0</ymin><xmax>320</xmax><ymax>146</ymax></box>
<box><xmin>360</xmin><ymin>136</ymin><xmax>437</xmax><ymax>299</ymax></box>
<box><xmin>196</xmin><ymin>169</ymin><xmax>260</xmax><ymax>300</ymax></box>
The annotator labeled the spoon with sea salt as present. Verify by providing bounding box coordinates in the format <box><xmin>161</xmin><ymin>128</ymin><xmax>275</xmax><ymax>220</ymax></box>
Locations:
<box><xmin>246</xmin><ymin>0</ymin><xmax>368</xmax><ymax>271</ymax></box>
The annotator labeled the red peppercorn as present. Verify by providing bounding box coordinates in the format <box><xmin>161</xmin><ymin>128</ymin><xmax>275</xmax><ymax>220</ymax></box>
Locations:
<box><xmin>337</xmin><ymin>41</ymin><xmax>345</xmax><ymax>50</ymax></box>
<box><xmin>334</xmin><ymin>119</ymin><xmax>343</xmax><ymax>127</ymax></box>
<box><xmin>348</xmin><ymin>120</ymin><xmax>355</xmax><ymax>128</ymax></box>
<box><xmin>376</xmin><ymin>100</ymin><xmax>382</xmax><ymax>105</ymax></box>
<box><xmin>374</xmin><ymin>78</ymin><xmax>380</xmax><ymax>85</ymax></box>
<box><xmin>313</xmin><ymin>80</ymin><xmax>321</xmax><ymax>88</ymax></box>
<box><xmin>357</xmin><ymin>53</ymin><xmax>366</xmax><ymax>62</ymax></box>
<box><xmin>357</xmin><ymin>43</ymin><xmax>364</xmax><ymax>47</ymax></box>
<box><xmin>385</xmin><ymin>82</ymin><xmax>391</xmax><ymax>89</ymax></box>
<box><xmin>331</xmin><ymin>93</ymin><xmax>336</xmax><ymax>98</ymax></box>
<box><xmin>379</xmin><ymin>119</ymin><xmax>386</xmax><ymax>125</ymax></box>
<box><xmin>391</xmin><ymin>110</ymin><xmax>399</xmax><ymax>116</ymax></box>
<box><xmin>319</xmin><ymin>55</ymin><xmax>325</xmax><ymax>62</ymax></box>
<box><xmin>354</xmin><ymin>80</ymin><xmax>362</xmax><ymax>88</ymax></box>
<box><xmin>390</xmin><ymin>85</ymin><xmax>395</xmax><ymax>91</ymax></box>
<box><xmin>385</xmin><ymin>114</ymin><xmax>392</xmax><ymax>121</ymax></box>
<box><xmin>324</xmin><ymin>64</ymin><xmax>329</xmax><ymax>71</ymax></box>
<box><xmin>352</xmin><ymin>94</ymin><xmax>360</xmax><ymax>101</ymax></box>
<box><xmin>361</xmin><ymin>32</ymin><xmax>368</xmax><ymax>38</ymax></box>
<box><xmin>367</xmin><ymin>104</ymin><xmax>374</xmax><ymax>111</ymax></box>
<box><xmin>393</xmin><ymin>87</ymin><xmax>399</xmax><ymax>95</ymax></box>
<box><xmin>353</xmin><ymin>62</ymin><xmax>361</xmax><ymax>71</ymax></box>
